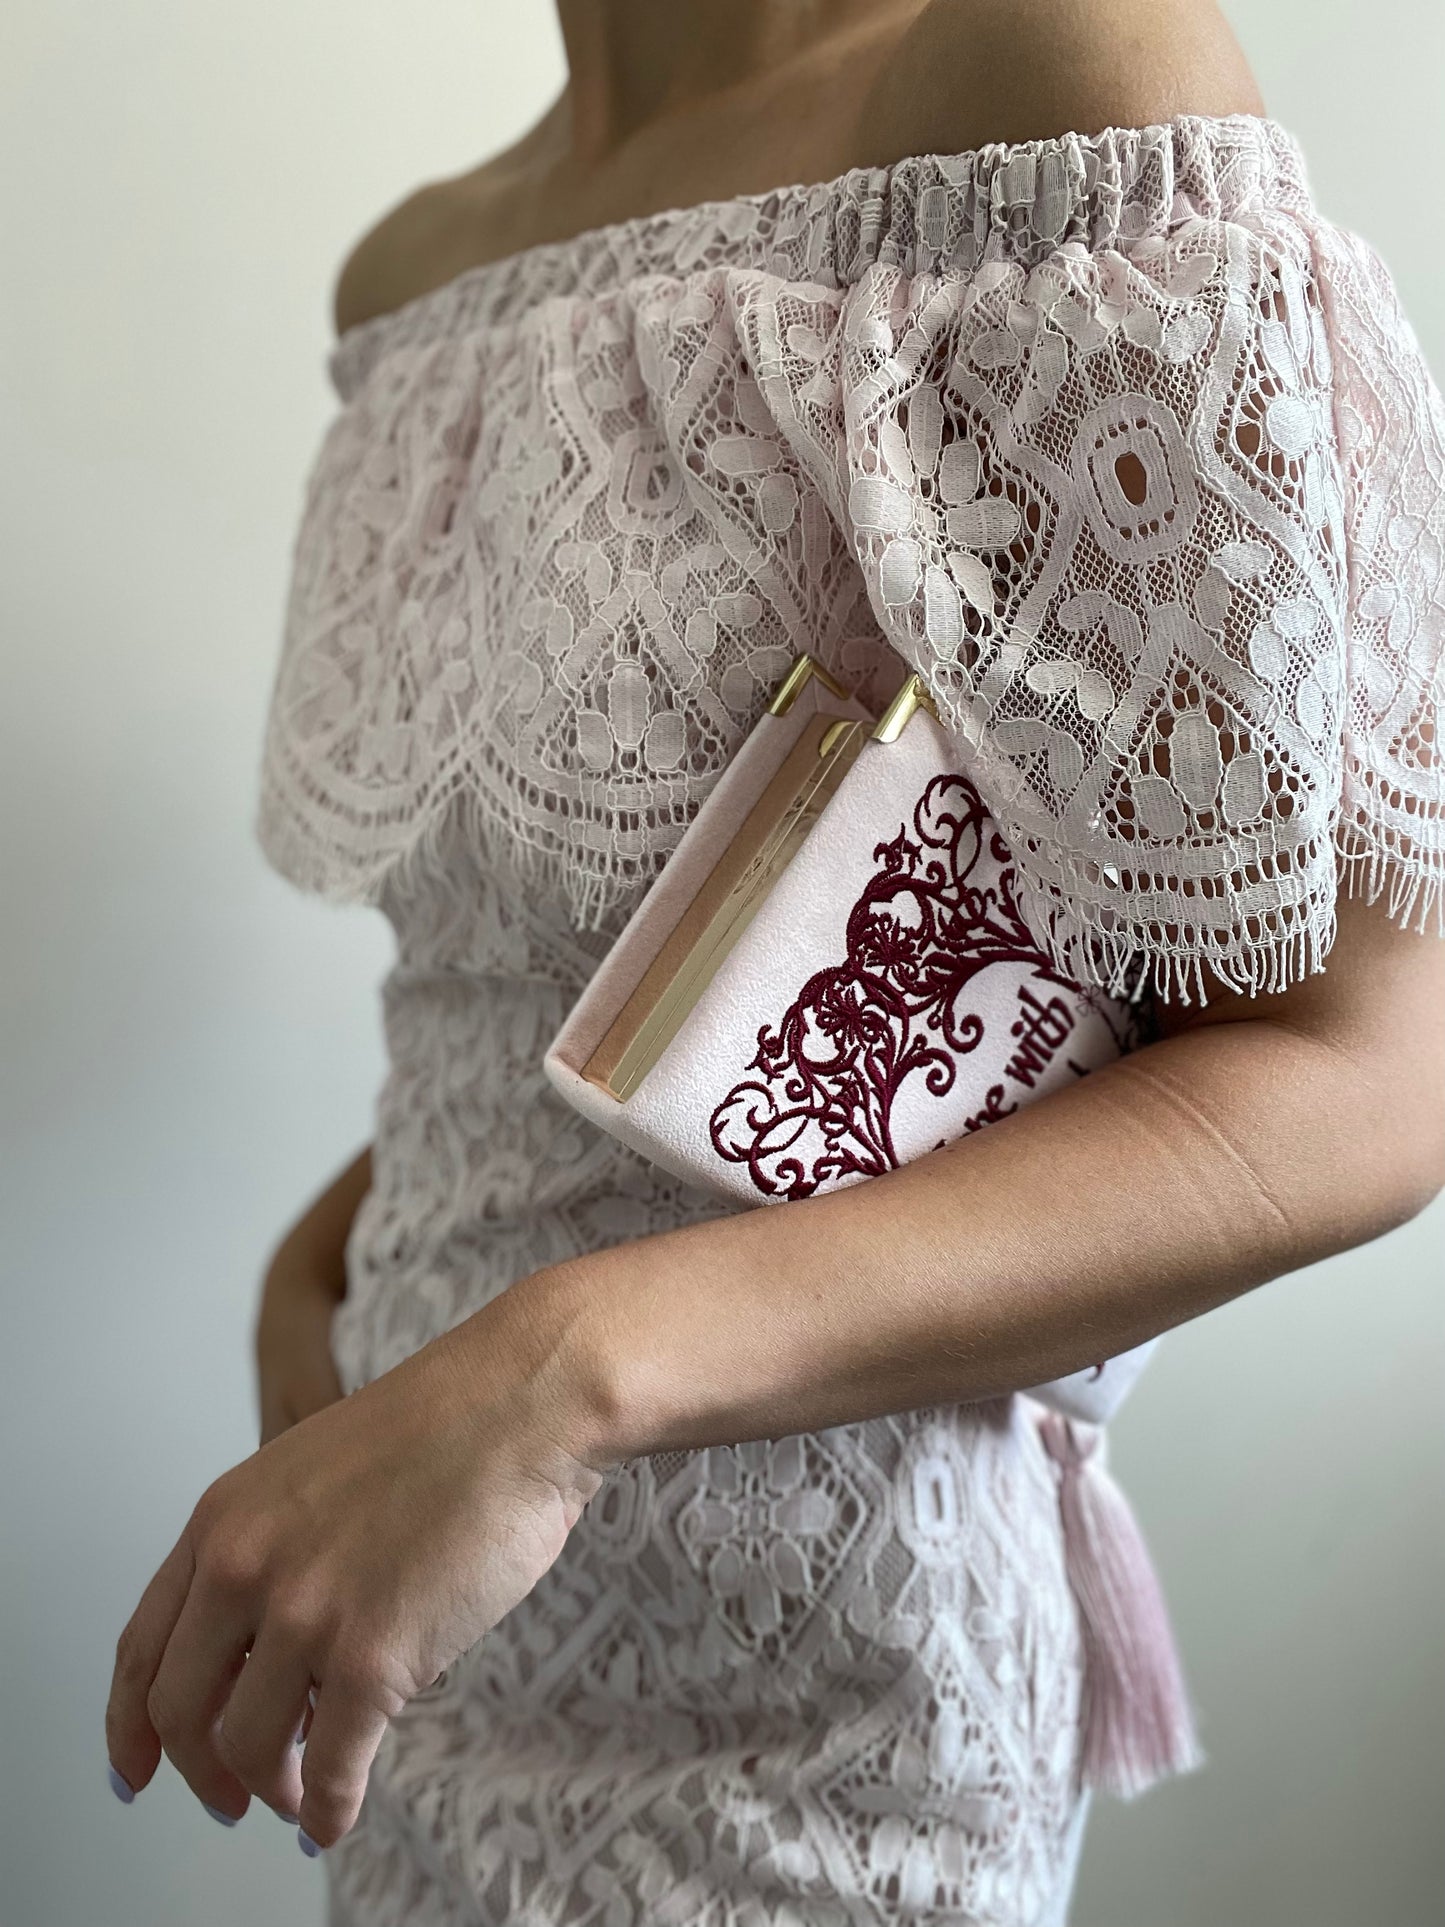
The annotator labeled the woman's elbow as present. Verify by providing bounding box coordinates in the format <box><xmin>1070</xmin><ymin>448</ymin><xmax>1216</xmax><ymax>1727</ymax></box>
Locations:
<box><xmin>1161</xmin><ymin>889</ymin><xmax>1445</xmax><ymax>1242</ymax></box>
<box><xmin>1334</xmin><ymin>1027</ymin><xmax>1445</xmax><ymax>1240</ymax></box>
<box><xmin>1379</xmin><ymin>1100</ymin><xmax>1445</xmax><ymax>1228</ymax></box>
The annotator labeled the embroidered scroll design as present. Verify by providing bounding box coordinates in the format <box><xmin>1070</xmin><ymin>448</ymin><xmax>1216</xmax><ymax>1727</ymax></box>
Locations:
<box><xmin>709</xmin><ymin>770</ymin><xmax>1138</xmax><ymax>1199</ymax></box>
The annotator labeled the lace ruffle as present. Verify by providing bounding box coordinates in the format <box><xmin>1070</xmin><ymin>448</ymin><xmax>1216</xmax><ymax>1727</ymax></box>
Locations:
<box><xmin>326</xmin><ymin>114</ymin><xmax>1310</xmax><ymax>400</ymax></box>
<box><xmin>258</xmin><ymin>114</ymin><xmax>1444</xmax><ymax>1004</ymax></box>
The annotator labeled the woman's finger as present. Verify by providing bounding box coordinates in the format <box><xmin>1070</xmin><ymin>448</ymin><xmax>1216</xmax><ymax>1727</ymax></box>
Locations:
<box><xmin>105</xmin><ymin>1533</ymin><xmax>195</xmax><ymax>1797</ymax></box>
<box><xmin>296</xmin><ymin>1675</ymin><xmax>394</xmax><ymax>1849</ymax></box>
<box><xmin>144</xmin><ymin>1570</ymin><xmax>254</xmax><ymax>1819</ymax></box>
<box><xmin>215</xmin><ymin>1623</ymin><xmax>313</xmax><ymax>1816</ymax></box>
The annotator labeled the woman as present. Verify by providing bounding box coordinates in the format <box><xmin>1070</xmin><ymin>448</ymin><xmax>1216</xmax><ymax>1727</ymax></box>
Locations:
<box><xmin>106</xmin><ymin>3</ymin><xmax>1445</xmax><ymax>1922</ymax></box>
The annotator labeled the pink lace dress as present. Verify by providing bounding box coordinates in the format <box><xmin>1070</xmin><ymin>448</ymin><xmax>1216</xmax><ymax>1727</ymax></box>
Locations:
<box><xmin>255</xmin><ymin>114</ymin><xmax>1445</xmax><ymax>1925</ymax></box>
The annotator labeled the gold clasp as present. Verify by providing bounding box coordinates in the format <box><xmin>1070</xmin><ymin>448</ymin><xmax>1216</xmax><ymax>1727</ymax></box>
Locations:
<box><xmin>870</xmin><ymin>671</ymin><xmax>939</xmax><ymax>742</ymax></box>
<box><xmin>767</xmin><ymin>653</ymin><xmax>854</xmax><ymax>716</ymax></box>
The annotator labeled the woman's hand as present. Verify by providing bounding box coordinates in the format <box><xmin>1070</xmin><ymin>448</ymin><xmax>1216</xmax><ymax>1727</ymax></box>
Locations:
<box><xmin>106</xmin><ymin>1276</ymin><xmax>606</xmax><ymax>1849</ymax></box>
<box><xmin>254</xmin><ymin>1148</ymin><xmax>372</xmax><ymax>1445</ymax></box>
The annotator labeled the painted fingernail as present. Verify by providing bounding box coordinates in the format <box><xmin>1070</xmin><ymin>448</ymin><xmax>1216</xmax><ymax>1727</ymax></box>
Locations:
<box><xmin>277</xmin><ymin>1809</ymin><xmax>299</xmax><ymax>1824</ymax></box>
<box><xmin>297</xmin><ymin>1828</ymin><xmax>322</xmax><ymax>1858</ymax></box>
<box><xmin>108</xmin><ymin>1764</ymin><xmax>136</xmax><ymax>1805</ymax></box>
<box><xmin>203</xmin><ymin>1804</ymin><xmax>239</xmax><ymax>1828</ymax></box>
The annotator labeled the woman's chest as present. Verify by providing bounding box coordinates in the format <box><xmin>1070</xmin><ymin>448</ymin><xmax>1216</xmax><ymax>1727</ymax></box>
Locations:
<box><xmin>267</xmin><ymin>301</ymin><xmax>904</xmax><ymax>932</ymax></box>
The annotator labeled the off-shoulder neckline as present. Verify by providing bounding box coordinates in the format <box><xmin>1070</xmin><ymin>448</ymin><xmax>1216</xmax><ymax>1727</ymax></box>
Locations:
<box><xmin>327</xmin><ymin>112</ymin><xmax>1308</xmax><ymax>400</ymax></box>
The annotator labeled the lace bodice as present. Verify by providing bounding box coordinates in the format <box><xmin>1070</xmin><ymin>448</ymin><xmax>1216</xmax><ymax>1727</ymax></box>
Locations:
<box><xmin>259</xmin><ymin>111</ymin><xmax>1444</xmax><ymax>1009</ymax></box>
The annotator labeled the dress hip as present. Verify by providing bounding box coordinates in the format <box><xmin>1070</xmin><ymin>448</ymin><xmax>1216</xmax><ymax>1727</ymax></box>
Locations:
<box><xmin>322</xmin><ymin>1385</ymin><xmax>1092</xmax><ymax>1925</ymax></box>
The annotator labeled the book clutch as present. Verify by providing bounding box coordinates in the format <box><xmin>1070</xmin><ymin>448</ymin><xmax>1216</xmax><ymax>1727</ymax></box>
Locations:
<box><xmin>544</xmin><ymin>652</ymin><xmax>1160</xmax><ymax>1423</ymax></box>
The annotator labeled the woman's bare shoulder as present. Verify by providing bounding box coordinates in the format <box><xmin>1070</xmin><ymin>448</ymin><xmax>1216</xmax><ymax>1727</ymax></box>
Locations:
<box><xmin>332</xmin><ymin>177</ymin><xmax>505</xmax><ymax>339</ymax></box>
<box><xmin>332</xmin><ymin>0</ymin><xmax>1267</xmax><ymax>340</ymax></box>
<box><xmin>332</xmin><ymin>132</ymin><xmax>551</xmax><ymax>339</ymax></box>
<box><xmin>332</xmin><ymin>184</ymin><xmax>455</xmax><ymax>339</ymax></box>
<box><xmin>862</xmin><ymin>0</ymin><xmax>1266</xmax><ymax>163</ymax></box>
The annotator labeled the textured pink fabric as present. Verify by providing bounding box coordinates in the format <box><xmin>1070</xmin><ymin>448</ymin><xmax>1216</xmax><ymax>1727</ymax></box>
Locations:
<box><xmin>1039</xmin><ymin>1411</ymin><xmax>1205</xmax><ymax>1799</ymax></box>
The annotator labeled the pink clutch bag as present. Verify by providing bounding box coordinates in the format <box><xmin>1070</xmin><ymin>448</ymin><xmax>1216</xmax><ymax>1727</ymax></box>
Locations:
<box><xmin>544</xmin><ymin>653</ymin><xmax>1161</xmax><ymax>1424</ymax></box>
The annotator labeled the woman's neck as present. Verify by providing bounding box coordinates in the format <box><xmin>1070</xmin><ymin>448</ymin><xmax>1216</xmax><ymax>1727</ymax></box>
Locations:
<box><xmin>552</xmin><ymin>0</ymin><xmax>924</xmax><ymax>161</ymax></box>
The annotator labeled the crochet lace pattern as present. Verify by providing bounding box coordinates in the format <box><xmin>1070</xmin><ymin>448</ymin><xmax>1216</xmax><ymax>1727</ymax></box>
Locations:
<box><xmin>260</xmin><ymin>112</ymin><xmax>1444</xmax><ymax>1008</ymax></box>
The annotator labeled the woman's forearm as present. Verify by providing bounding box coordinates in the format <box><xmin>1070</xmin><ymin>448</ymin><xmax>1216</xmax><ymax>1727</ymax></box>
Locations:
<box><xmin>498</xmin><ymin>976</ymin><xmax>1443</xmax><ymax>1472</ymax></box>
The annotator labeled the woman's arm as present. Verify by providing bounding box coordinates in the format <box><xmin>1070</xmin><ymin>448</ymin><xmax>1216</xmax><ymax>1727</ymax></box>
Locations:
<box><xmin>105</xmin><ymin>867</ymin><xmax>1444</xmax><ymax>1852</ymax></box>
<box><xmin>505</xmin><ymin>885</ymin><xmax>1445</xmax><ymax>1466</ymax></box>
<box><xmin>255</xmin><ymin>1147</ymin><xmax>370</xmax><ymax>1443</ymax></box>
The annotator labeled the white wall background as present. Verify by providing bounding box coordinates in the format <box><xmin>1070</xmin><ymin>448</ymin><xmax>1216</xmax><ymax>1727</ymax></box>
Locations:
<box><xmin>2</xmin><ymin>4</ymin><xmax>1441</xmax><ymax>1923</ymax></box>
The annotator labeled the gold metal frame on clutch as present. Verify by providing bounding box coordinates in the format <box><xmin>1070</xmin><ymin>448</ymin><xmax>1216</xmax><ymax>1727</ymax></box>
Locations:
<box><xmin>580</xmin><ymin>654</ymin><xmax>936</xmax><ymax>1100</ymax></box>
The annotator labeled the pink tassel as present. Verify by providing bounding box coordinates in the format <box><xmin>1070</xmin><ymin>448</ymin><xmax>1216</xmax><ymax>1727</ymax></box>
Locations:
<box><xmin>1037</xmin><ymin>1408</ymin><xmax>1205</xmax><ymax>1799</ymax></box>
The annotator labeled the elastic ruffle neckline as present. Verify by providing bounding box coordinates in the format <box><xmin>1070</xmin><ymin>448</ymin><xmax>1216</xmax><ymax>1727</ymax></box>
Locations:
<box><xmin>328</xmin><ymin>112</ymin><xmax>1312</xmax><ymax>403</ymax></box>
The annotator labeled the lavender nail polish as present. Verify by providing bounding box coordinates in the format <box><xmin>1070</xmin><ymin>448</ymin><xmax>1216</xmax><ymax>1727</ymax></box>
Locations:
<box><xmin>203</xmin><ymin>1804</ymin><xmax>239</xmax><ymax>1828</ymax></box>
<box><xmin>298</xmin><ymin>1828</ymin><xmax>322</xmax><ymax>1858</ymax></box>
<box><xmin>108</xmin><ymin>1764</ymin><xmax>136</xmax><ymax>1805</ymax></box>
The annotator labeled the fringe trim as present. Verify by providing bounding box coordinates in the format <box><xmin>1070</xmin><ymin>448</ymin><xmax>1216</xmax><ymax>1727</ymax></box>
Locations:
<box><xmin>1037</xmin><ymin>1410</ymin><xmax>1206</xmax><ymax>1801</ymax></box>
<box><xmin>1337</xmin><ymin>836</ymin><xmax>1445</xmax><ymax>938</ymax></box>
<box><xmin>1014</xmin><ymin>833</ymin><xmax>1445</xmax><ymax>1013</ymax></box>
<box><xmin>256</xmin><ymin>775</ymin><xmax>1445</xmax><ymax>1005</ymax></box>
<box><xmin>254</xmin><ymin>778</ymin><xmax>656</xmax><ymax>943</ymax></box>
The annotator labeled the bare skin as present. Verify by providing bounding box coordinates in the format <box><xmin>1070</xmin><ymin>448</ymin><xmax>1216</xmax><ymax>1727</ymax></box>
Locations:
<box><xmin>334</xmin><ymin>0</ymin><xmax>1264</xmax><ymax>334</ymax></box>
<box><xmin>111</xmin><ymin>0</ymin><xmax>1445</xmax><ymax>1865</ymax></box>
<box><xmin>254</xmin><ymin>1149</ymin><xmax>369</xmax><ymax>1446</ymax></box>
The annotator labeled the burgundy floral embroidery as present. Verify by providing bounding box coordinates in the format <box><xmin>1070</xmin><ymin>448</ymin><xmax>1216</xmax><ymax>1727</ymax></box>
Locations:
<box><xmin>710</xmin><ymin>771</ymin><xmax>1140</xmax><ymax>1200</ymax></box>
